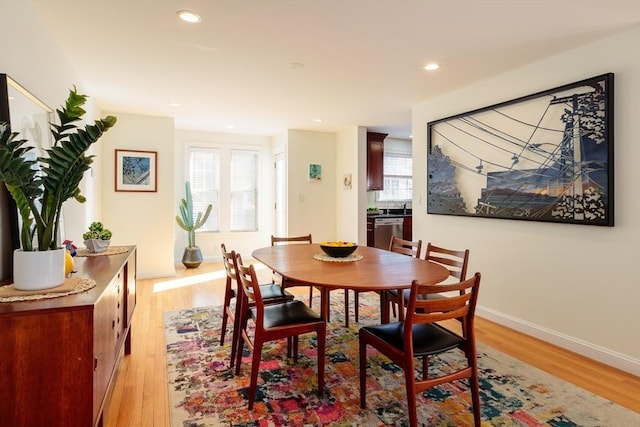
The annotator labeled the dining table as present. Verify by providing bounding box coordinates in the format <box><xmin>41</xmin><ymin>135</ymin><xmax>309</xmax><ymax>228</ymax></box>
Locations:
<box><xmin>251</xmin><ymin>243</ymin><xmax>450</xmax><ymax>323</ymax></box>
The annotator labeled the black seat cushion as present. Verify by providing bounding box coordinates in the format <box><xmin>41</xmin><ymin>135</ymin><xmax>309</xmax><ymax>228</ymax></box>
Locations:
<box><xmin>387</xmin><ymin>289</ymin><xmax>446</xmax><ymax>302</ymax></box>
<box><xmin>361</xmin><ymin>322</ymin><xmax>463</xmax><ymax>356</ymax></box>
<box><xmin>252</xmin><ymin>300</ymin><xmax>322</xmax><ymax>328</ymax></box>
<box><xmin>258</xmin><ymin>283</ymin><xmax>294</xmax><ymax>300</ymax></box>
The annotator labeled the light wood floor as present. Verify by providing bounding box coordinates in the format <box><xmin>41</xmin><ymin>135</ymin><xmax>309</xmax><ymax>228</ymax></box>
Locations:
<box><xmin>104</xmin><ymin>262</ymin><xmax>640</xmax><ymax>426</ymax></box>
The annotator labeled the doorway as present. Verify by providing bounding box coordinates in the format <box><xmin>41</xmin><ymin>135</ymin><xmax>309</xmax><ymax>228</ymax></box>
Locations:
<box><xmin>274</xmin><ymin>152</ymin><xmax>285</xmax><ymax>236</ymax></box>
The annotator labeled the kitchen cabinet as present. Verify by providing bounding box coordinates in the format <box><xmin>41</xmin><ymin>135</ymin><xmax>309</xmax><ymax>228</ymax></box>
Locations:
<box><xmin>367</xmin><ymin>218</ymin><xmax>375</xmax><ymax>247</ymax></box>
<box><xmin>367</xmin><ymin>132</ymin><xmax>387</xmax><ymax>191</ymax></box>
<box><xmin>403</xmin><ymin>216</ymin><xmax>413</xmax><ymax>241</ymax></box>
<box><xmin>0</xmin><ymin>246</ymin><xmax>137</xmax><ymax>427</ymax></box>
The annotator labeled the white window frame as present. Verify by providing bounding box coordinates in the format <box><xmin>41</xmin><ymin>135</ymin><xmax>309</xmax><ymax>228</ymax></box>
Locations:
<box><xmin>377</xmin><ymin>150</ymin><xmax>413</xmax><ymax>202</ymax></box>
<box><xmin>185</xmin><ymin>143</ymin><xmax>261</xmax><ymax>234</ymax></box>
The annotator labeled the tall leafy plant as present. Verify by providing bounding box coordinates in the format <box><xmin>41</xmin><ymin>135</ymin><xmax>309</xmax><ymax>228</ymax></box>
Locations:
<box><xmin>0</xmin><ymin>87</ymin><xmax>116</xmax><ymax>251</ymax></box>
<box><xmin>176</xmin><ymin>181</ymin><xmax>212</xmax><ymax>247</ymax></box>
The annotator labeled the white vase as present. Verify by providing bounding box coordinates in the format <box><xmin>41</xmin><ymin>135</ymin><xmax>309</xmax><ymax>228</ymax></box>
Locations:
<box><xmin>84</xmin><ymin>239</ymin><xmax>111</xmax><ymax>253</ymax></box>
<box><xmin>13</xmin><ymin>248</ymin><xmax>66</xmax><ymax>291</ymax></box>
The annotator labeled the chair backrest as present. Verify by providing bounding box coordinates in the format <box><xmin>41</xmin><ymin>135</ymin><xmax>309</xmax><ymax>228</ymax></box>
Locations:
<box><xmin>235</xmin><ymin>252</ymin><xmax>265</xmax><ymax>316</ymax></box>
<box><xmin>221</xmin><ymin>243</ymin><xmax>238</xmax><ymax>284</ymax></box>
<box><xmin>424</xmin><ymin>243</ymin><xmax>469</xmax><ymax>281</ymax></box>
<box><xmin>271</xmin><ymin>234</ymin><xmax>313</xmax><ymax>245</ymax></box>
<box><xmin>389</xmin><ymin>236</ymin><xmax>422</xmax><ymax>258</ymax></box>
<box><xmin>405</xmin><ymin>272</ymin><xmax>481</xmax><ymax>344</ymax></box>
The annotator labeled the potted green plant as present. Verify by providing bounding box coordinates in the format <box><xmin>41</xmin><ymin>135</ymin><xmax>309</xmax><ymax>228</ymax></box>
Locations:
<box><xmin>175</xmin><ymin>181</ymin><xmax>212</xmax><ymax>268</ymax></box>
<box><xmin>82</xmin><ymin>221</ymin><xmax>113</xmax><ymax>253</ymax></box>
<box><xmin>0</xmin><ymin>87</ymin><xmax>116</xmax><ymax>290</ymax></box>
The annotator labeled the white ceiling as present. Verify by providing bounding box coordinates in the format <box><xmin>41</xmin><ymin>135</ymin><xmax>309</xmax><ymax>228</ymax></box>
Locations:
<box><xmin>31</xmin><ymin>0</ymin><xmax>640</xmax><ymax>139</ymax></box>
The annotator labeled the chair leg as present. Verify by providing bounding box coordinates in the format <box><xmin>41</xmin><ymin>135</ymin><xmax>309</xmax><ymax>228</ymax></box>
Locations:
<box><xmin>234</xmin><ymin>331</ymin><xmax>244</xmax><ymax>376</ymax></box>
<box><xmin>354</xmin><ymin>291</ymin><xmax>360</xmax><ymax>323</ymax></box>
<box><xmin>247</xmin><ymin>340</ymin><xmax>263</xmax><ymax>409</ymax></box>
<box><xmin>344</xmin><ymin>290</ymin><xmax>350</xmax><ymax>327</ymax></box>
<box><xmin>308</xmin><ymin>286</ymin><xmax>313</xmax><ymax>308</ymax></box>
<box><xmin>220</xmin><ymin>308</ymin><xmax>229</xmax><ymax>346</ymax></box>
<box><xmin>359</xmin><ymin>336</ymin><xmax>367</xmax><ymax>408</ymax></box>
<box><xmin>316</xmin><ymin>327</ymin><xmax>326</xmax><ymax>396</ymax></box>
<box><xmin>293</xmin><ymin>335</ymin><xmax>299</xmax><ymax>363</ymax></box>
<box><xmin>422</xmin><ymin>355</ymin><xmax>429</xmax><ymax>381</ymax></box>
<box><xmin>220</xmin><ymin>281</ymin><xmax>232</xmax><ymax>345</ymax></box>
<box><xmin>229</xmin><ymin>296</ymin><xmax>242</xmax><ymax>368</ymax></box>
<box><xmin>468</xmin><ymin>349</ymin><xmax>481</xmax><ymax>426</ymax></box>
<box><xmin>234</xmin><ymin>304</ymin><xmax>249</xmax><ymax>376</ymax></box>
<box><xmin>404</xmin><ymin>364</ymin><xmax>418</xmax><ymax>427</ymax></box>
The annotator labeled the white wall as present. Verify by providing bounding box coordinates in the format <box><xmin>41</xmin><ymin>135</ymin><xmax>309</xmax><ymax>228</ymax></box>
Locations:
<box><xmin>335</xmin><ymin>126</ymin><xmax>363</xmax><ymax>244</ymax></box>
<box><xmin>0</xmin><ymin>1</ymin><xmax>103</xmax><ymax>249</ymax></box>
<box><xmin>413</xmin><ymin>26</ymin><xmax>640</xmax><ymax>374</ymax></box>
<box><xmin>100</xmin><ymin>113</ymin><xmax>176</xmax><ymax>279</ymax></box>
<box><xmin>286</xmin><ymin>129</ymin><xmax>337</xmax><ymax>242</ymax></box>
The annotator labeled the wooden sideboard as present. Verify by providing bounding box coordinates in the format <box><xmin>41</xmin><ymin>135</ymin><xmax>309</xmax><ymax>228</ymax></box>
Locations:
<box><xmin>0</xmin><ymin>246</ymin><xmax>137</xmax><ymax>427</ymax></box>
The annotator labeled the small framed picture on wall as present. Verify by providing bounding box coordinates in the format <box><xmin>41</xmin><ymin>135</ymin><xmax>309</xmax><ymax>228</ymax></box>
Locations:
<box><xmin>115</xmin><ymin>149</ymin><xmax>158</xmax><ymax>192</ymax></box>
<box><xmin>309</xmin><ymin>163</ymin><xmax>322</xmax><ymax>181</ymax></box>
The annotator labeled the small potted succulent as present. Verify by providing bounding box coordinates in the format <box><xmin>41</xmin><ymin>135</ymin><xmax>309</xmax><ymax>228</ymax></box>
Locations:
<box><xmin>82</xmin><ymin>221</ymin><xmax>113</xmax><ymax>253</ymax></box>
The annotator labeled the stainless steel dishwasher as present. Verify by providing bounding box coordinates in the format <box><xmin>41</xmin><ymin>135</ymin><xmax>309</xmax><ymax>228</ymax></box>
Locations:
<box><xmin>374</xmin><ymin>217</ymin><xmax>404</xmax><ymax>249</ymax></box>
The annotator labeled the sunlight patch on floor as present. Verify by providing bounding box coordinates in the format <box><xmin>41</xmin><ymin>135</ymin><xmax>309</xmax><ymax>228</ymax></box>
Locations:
<box><xmin>153</xmin><ymin>262</ymin><xmax>267</xmax><ymax>293</ymax></box>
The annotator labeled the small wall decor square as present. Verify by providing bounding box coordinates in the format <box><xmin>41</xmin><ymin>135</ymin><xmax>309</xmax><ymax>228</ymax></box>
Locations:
<box><xmin>115</xmin><ymin>149</ymin><xmax>158</xmax><ymax>192</ymax></box>
<box><xmin>309</xmin><ymin>163</ymin><xmax>322</xmax><ymax>181</ymax></box>
<box><xmin>427</xmin><ymin>73</ymin><xmax>614</xmax><ymax>226</ymax></box>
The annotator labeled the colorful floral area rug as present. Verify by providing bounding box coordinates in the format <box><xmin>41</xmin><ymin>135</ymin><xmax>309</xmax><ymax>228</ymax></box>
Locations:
<box><xmin>164</xmin><ymin>294</ymin><xmax>639</xmax><ymax>426</ymax></box>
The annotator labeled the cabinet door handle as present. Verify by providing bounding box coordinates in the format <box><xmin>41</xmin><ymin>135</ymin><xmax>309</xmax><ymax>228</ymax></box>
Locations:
<box><xmin>94</xmin><ymin>357</ymin><xmax>98</xmax><ymax>371</ymax></box>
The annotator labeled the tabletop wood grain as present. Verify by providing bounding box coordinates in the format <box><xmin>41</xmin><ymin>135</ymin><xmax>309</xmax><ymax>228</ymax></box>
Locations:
<box><xmin>252</xmin><ymin>244</ymin><xmax>449</xmax><ymax>291</ymax></box>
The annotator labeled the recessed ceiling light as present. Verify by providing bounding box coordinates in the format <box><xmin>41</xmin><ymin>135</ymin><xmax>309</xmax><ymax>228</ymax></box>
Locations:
<box><xmin>314</xmin><ymin>118</ymin><xmax>323</xmax><ymax>123</ymax></box>
<box><xmin>424</xmin><ymin>63</ymin><xmax>440</xmax><ymax>71</ymax></box>
<box><xmin>168</xmin><ymin>102</ymin><xmax>181</xmax><ymax>107</ymax></box>
<box><xmin>177</xmin><ymin>10</ymin><xmax>201</xmax><ymax>23</ymax></box>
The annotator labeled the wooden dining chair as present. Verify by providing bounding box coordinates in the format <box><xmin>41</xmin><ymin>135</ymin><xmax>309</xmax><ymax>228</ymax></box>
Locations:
<box><xmin>359</xmin><ymin>273</ymin><xmax>482</xmax><ymax>427</ymax></box>
<box><xmin>234</xmin><ymin>252</ymin><xmax>326</xmax><ymax>409</ymax></box>
<box><xmin>220</xmin><ymin>243</ymin><xmax>294</xmax><ymax>367</ymax></box>
<box><xmin>355</xmin><ymin>236</ymin><xmax>422</xmax><ymax>324</ymax></box>
<box><xmin>385</xmin><ymin>242</ymin><xmax>469</xmax><ymax>321</ymax></box>
<box><xmin>270</xmin><ymin>234</ymin><xmax>315</xmax><ymax>305</ymax></box>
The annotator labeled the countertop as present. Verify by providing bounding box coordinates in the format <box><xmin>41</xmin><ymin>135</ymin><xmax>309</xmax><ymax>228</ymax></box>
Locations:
<box><xmin>367</xmin><ymin>210</ymin><xmax>412</xmax><ymax>219</ymax></box>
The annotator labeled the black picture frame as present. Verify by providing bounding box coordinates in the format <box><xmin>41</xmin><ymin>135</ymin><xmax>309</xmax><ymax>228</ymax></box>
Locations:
<box><xmin>427</xmin><ymin>73</ymin><xmax>614</xmax><ymax>226</ymax></box>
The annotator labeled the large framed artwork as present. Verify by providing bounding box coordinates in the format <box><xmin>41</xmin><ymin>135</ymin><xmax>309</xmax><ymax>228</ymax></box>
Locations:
<box><xmin>115</xmin><ymin>149</ymin><xmax>158</xmax><ymax>192</ymax></box>
<box><xmin>427</xmin><ymin>73</ymin><xmax>614</xmax><ymax>226</ymax></box>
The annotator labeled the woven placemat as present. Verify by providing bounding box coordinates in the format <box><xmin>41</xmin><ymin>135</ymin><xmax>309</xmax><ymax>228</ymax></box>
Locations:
<box><xmin>76</xmin><ymin>246</ymin><xmax>129</xmax><ymax>257</ymax></box>
<box><xmin>313</xmin><ymin>253</ymin><xmax>363</xmax><ymax>262</ymax></box>
<box><xmin>0</xmin><ymin>277</ymin><xmax>96</xmax><ymax>302</ymax></box>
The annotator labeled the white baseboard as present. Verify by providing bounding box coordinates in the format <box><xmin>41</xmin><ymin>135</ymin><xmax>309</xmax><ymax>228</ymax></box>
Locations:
<box><xmin>476</xmin><ymin>305</ymin><xmax>640</xmax><ymax>376</ymax></box>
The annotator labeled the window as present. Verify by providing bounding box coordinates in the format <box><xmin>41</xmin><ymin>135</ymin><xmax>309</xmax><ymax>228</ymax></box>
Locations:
<box><xmin>378</xmin><ymin>152</ymin><xmax>412</xmax><ymax>201</ymax></box>
<box><xmin>187</xmin><ymin>145</ymin><xmax>259</xmax><ymax>233</ymax></box>
<box><xmin>230</xmin><ymin>150</ymin><xmax>258</xmax><ymax>231</ymax></box>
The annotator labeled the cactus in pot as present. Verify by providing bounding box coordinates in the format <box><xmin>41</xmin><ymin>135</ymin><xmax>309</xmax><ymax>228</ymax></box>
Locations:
<box><xmin>175</xmin><ymin>181</ymin><xmax>212</xmax><ymax>268</ymax></box>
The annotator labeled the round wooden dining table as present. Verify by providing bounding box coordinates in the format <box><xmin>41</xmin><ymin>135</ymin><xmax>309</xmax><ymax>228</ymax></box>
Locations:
<box><xmin>252</xmin><ymin>244</ymin><xmax>450</xmax><ymax>322</ymax></box>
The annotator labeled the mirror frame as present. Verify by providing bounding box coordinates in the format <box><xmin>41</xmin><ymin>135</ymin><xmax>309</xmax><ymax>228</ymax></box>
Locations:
<box><xmin>0</xmin><ymin>74</ymin><xmax>53</xmax><ymax>284</ymax></box>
